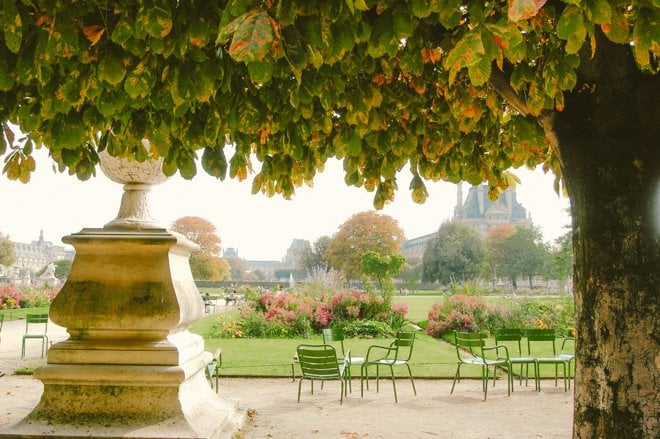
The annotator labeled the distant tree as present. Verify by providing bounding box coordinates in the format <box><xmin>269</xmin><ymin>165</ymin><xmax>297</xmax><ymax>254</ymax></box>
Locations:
<box><xmin>225</xmin><ymin>256</ymin><xmax>248</xmax><ymax>280</ymax></box>
<box><xmin>189</xmin><ymin>253</ymin><xmax>230</xmax><ymax>281</ymax></box>
<box><xmin>327</xmin><ymin>211</ymin><xmax>405</xmax><ymax>280</ymax></box>
<box><xmin>422</xmin><ymin>222</ymin><xmax>485</xmax><ymax>285</ymax></box>
<box><xmin>484</xmin><ymin>224</ymin><xmax>517</xmax><ymax>285</ymax></box>
<box><xmin>550</xmin><ymin>228</ymin><xmax>573</xmax><ymax>288</ymax></box>
<box><xmin>487</xmin><ymin>226</ymin><xmax>548</xmax><ymax>289</ymax></box>
<box><xmin>299</xmin><ymin>235</ymin><xmax>332</xmax><ymax>274</ymax></box>
<box><xmin>171</xmin><ymin>216</ymin><xmax>222</xmax><ymax>256</ymax></box>
<box><xmin>360</xmin><ymin>251</ymin><xmax>406</xmax><ymax>298</ymax></box>
<box><xmin>0</xmin><ymin>233</ymin><xmax>16</xmax><ymax>267</ymax></box>
<box><xmin>399</xmin><ymin>257</ymin><xmax>423</xmax><ymax>288</ymax></box>
<box><xmin>54</xmin><ymin>259</ymin><xmax>73</xmax><ymax>280</ymax></box>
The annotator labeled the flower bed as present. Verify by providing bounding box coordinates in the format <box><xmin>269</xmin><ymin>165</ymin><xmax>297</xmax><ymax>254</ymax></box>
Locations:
<box><xmin>426</xmin><ymin>294</ymin><xmax>575</xmax><ymax>337</ymax></box>
<box><xmin>0</xmin><ymin>285</ymin><xmax>59</xmax><ymax>309</ymax></box>
<box><xmin>210</xmin><ymin>288</ymin><xmax>408</xmax><ymax>339</ymax></box>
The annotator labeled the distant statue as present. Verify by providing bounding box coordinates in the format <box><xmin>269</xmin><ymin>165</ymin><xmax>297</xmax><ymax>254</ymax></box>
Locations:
<box><xmin>45</xmin><ymin>262</ymin><xmax>56</xmax><ymax>278</ymax></box>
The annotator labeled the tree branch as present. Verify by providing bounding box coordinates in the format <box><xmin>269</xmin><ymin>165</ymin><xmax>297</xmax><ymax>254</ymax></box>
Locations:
<box><xmin>489</xmin><ymin>68</ymin><xmax>560</xmax><ymax>155</ymax></box>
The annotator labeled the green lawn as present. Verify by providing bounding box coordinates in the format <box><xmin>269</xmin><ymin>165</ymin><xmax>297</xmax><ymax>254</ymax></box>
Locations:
<box><xmin>191</xmin><ymin>314</ymin><xmax>574</xmax><ymax>381</ymax></box>
<box><xmin>392</xmin><ymin>295</ymin><xmax>441</xmax><ymax>323</ymax></box>
<box><xmin>0</xmin><ymin>307</ymin><xmax>50</xmax><ymax>321</ymax></box>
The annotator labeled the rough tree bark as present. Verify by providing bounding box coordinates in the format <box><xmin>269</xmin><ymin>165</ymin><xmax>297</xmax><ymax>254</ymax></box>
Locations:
<box><xmin>554</xmin><ymin>32</ymin><xmax>660</xmax><ymax>438</ymax></box>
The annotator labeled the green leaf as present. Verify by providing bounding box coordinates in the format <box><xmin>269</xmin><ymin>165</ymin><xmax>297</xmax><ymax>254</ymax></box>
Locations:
<box><xmin>98</xmin><ymin>47</ymin><xmax>127</xmax><ymax>86</ymax></box>
<box><xmin>444</xmin><ymin>30</ymin><xmax>486</xmax><ymax>74</ymax></box>
<box><xmin>507</xmin><ymin>0</ymin><xmax>547</xmax><ymax>23</ymax></box>
<box><xmin>139</xmin><ymin>0</ymin><xmax>173</xmax><ymax>38</ymax></box>
<box><xmin>124</xmin><ymin>60</ymin><xmax>155</xmax><ymax>99</ymax></box>
<box><xmin>111</xmin><ymin>16</ymin><xmax>134</xmax><ymax>44</ymax></box>
<box><xmin>586</xmin><ymin>0</ymin><xmax>611</xmax><ymax>25</ymax></box>
<box><xmin>247</xmin><ymin>60</ymin><xmax>273</xmax><ymax>84</ymax></box>
<box><xmin>202</xmin><ymin>146</ymin><xmax>228</xmax><ymax>180</ymax></box>
<box><xmin>468</xmin><ymin>55</ymin><xmax>492</xmax><ymax>86</ymax></box>
<box><xmin>410</xmin><ymin>0</ymin><xmax>433</xmax><ymax>18</ymax></box>
<box><xmin>601</xmin><ymin>9</ymin><xmax>630</xmax><ymax>44</ymax></box>
<box><xmin>557</xmin><ymin>6</ymin><xmax>587</xmax><ymax>54</ymax></box>
<box><xmin>393</xmin><ymin>5</ymin><xmax>418</xmax><ymax>38</ymax></box>
<box><xmin>437</xmin><ymin>0</ymin><xmax>462</xmax><ymax>28</ymax></box>
<box><xmin>1</xmin><ymin>0</ymin><xmax>22</xmax><ymax>53</ymax></box>
<box><xmin>0</xmin><ymin>58</ymin><xmax>13</xmax><ymax>91</ymax></box>
<box><xmin>229</xmin><ymin>11</ymin><xmax>276</xmax><ymax>63</ymax></box>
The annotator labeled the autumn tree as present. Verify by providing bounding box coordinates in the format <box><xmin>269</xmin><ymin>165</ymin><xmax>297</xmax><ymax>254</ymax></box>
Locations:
<box><xmin>189</xmin><ymin>252</ymin><xmax>230</xmax><ymax>281</ymax></box>
<box><xmin>422</xmin><ymin>221</ymin><xmax>485</xmax><ymax>285</ymax></box>
<box><xmin>171</xmin><ymin>216</ymin><xmax>221</xmax><ymax>256</ymax></box>
<box><xmin>0</xmin><ymin>233</ymin><xmax>16</xmax><ymax>267</ymax></box>
<box><xmin>326</xmin><ymin>211</ymin><xmax>405</xmax><ymax>280</ymax></box>
<box><xmin>1</xmin><ymin>1</ymin><xmax>658</xmax><ymax>436</ymax></box>
<box><xmin>171</xmin><ymin>216</ymin><xmax>228</xmax><ymax>280</ymax></box>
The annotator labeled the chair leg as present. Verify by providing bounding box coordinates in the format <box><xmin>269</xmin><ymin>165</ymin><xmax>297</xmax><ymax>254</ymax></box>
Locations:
<box><xmin>406</xmin><ymin>364</ymin><xmax>417</xmax><ymax>396</ymax></box>
<box><xmin>390</xmin><ymin>366</ymin><xmax>398</xmax><ymax>403</ymax></box>
<box><xmin>483</xmin><ymin>365</ymin><xmax>490</xmax><ymax>401</ymax></box>
<box><xmin>450</xmin><ymin>363</ymin><xmax>462</xmax><ymax>395</ymax></box>
<box><xmin>297</xmin><ymin>378</ymin><xmax>303</xmax><ymax>402</ymax></box>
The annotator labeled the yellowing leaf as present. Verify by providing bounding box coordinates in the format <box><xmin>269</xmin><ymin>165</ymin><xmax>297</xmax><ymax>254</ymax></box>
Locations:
<box><xmin>229</xmin><ymin>11</ymin><xmax>277</xmax><ymax>63</ymax></box>
<box><xmin>508</xmin><ymin>0</ymin><xmax>547</xmax><ymax>22</ymax></box>
<box><xmin>83</xmin><ymin>25</ymin><xmax>106</xmax><ymax>46</ymax></box>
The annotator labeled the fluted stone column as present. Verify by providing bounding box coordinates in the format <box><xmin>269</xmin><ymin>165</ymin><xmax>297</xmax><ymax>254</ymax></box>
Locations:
<box><xmin>2</xmin><ymin>152</ymin><xmax>242</xmax><ymax>438</ymax></box>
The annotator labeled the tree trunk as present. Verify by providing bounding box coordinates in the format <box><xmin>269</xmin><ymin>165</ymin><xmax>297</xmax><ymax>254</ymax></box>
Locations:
<box><xmin>554</xmin><ymin>31</ymin><xmax>660</xmax><ymax>438</ymax></box>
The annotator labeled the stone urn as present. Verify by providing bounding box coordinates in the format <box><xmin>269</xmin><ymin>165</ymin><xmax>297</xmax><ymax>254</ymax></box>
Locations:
<box><xmin>98</xmin><ymin>149</ymin><xmax>168</xmax><ymax>229</ymax></box>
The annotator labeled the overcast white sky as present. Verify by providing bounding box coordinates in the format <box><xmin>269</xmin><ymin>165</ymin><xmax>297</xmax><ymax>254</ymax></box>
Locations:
<box><xmin>0</xmin><ymin>148</ymin><xmax>571</xmax><ymax>261</ymax></box>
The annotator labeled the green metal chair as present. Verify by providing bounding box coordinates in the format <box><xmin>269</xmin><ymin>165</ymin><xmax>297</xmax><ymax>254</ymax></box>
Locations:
<box><xmin>360</xmin><ymin>331</ymin><xmax>416</xmax><ymax>403</ymax></box>
<box><xmin>450</xmin><ymin>331</ymin><xmax>511</xmax><ymax>401</ymax></box>
<box><xmin>557</xmin><ymin>336</ymin><xmax>576</xmax><ymax>389</ymax></box>
<box><xmin>493</xmin><ymin>328</ymin><xmax>538</xmax><ymax>391</ymax></box>
<box><xmin>205</xmin><ymin>348</ymin><xmax>222</xmax><ymax>393</ymax></box>
<box><xmin>525</xmin><ymin>328</ymin><xmax>572</xmax><ymax>391</ymax></box>
<box><xmin>21</xmin><ymin>313</ymin><xmax>49</xmax><ymax>358</ymax></box>
<box><xmin>322</xmin><ymin>327</ymin><xmax>364</xmax><ymax>392</ymax></box>
<box><xmin>296</xmin><ymin>344</ymin><xmax>349</xmax><ymax>404</ymax></box>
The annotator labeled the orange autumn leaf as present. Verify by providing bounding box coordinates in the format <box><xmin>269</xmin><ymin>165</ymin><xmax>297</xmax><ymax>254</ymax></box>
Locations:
<box><xmin>83</xmin><ymin>25</ymin><xmax>106</xmax><ymax>46</ymax></box>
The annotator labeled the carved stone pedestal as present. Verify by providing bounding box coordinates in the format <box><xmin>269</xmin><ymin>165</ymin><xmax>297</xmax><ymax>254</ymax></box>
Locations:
<box><xmin>2</xmin><ymin>228</ymin><xmax>243</xmax><ymax>438</ymax></box>
<box><xmin>1</xmin><ymin>152</ymin><xmax>243</xmax><ymax>438</ymax></box>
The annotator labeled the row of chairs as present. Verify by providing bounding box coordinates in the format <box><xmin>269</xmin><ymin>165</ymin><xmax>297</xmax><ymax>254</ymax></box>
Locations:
<box><xmin>452</xmin><ymin>328</ymin><xmax>575</xmax><ymax>401</ymax></box>
<box><xmin>296</xmin><ymin>329</ymin><xmax>416</xmax><ymax>404</ymax></box>
<box><xmin>295</xmin><ymin>327</ymin><xmax>574</xmax><ymax>404</ymax></box>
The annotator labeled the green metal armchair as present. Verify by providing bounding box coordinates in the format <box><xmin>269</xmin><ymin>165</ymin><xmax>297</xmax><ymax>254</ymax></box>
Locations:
<box><xmin>493</xmin><ymin>328</ymin><xmax>538</xmax><ymax>391</ymax></box>
<box><xmin>322</xmin><ymin>327</ymin><xmax>365</xmax><ymax>392</ymax></box>
<box><xmin>296</xmin><ymin>344</ymin><xmax>349</xmax><ymax>404</ymax></box>
<box><xmin>360</xmin><ymin>331</ymin><xmax>416</xmax><ymax>403</ymax></box>
<box><xmin>450</xmin><ymin>331</ymin><xmax>511</xmax><ymax>401</ymax></box>
<box><xmin>525</xmin><ymin>328</ymin><xmax>572</xmax><ymax>391</ymax></box>
<box><xmin>21</xmin><ymin>313</ymin><xmax>49</xmax><ymax>358</ymax></box>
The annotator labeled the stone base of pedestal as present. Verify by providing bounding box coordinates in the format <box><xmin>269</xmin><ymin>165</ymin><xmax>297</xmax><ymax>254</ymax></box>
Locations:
<box><xmin>0</xmin><ymin>364</ymin><xmax>244</xmax><ymax>438</ymax></box>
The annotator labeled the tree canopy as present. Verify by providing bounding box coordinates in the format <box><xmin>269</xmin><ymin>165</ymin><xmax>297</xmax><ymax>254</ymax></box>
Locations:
<box><xmin>326</xmin><ymin>210</ymin><xmax>405</xmax><ymax>280</ymax></box>
<box><xmin>0</xmin><ymin>232</ymin><xmax>17</xmax><ymax>267</ymax></box>
<box><xmin>171</xmin><ymin>216</ymin><xmax>222</xmax><ymax>255</ymax></box>
<box><xmin>422</xmin><ymin>220</ymin><xmax>485</xmax><ymax>284</ymax></box>
<box><xmin>1</xmin><ymin>1</ymin><xmax>655</xmax><ymax>207</ymax></box>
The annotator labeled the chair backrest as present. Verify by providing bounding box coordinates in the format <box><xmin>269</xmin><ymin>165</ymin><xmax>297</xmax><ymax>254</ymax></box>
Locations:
<box><xmin>391</xmin><ymin>331</ymin><xmax>416</xmax><ymax>362</ymax></box>
<box><xmin>493</xmin><ymin>328</ymin><xmax>524</xmax><ymax>355</ymax></box>
<box><xmin>322</xmin><ymin>327</ymin><xmax>346</xmax><ymax>357</ymax></box>
<box><xmin>525</xmin><ymin>328</ymin><xmax>557</xmax><ymax>355</ymax></box>
<box><xmin>25</xmin><ymin>313</ymin><xmax>49</xmax><ymax>334</ymax></box>
<box><xmin>297</xmin><ymin>344</ymin><xmax>342</xmax><ymax>379</ymax></box>
<box><xmin>454</xmin><ymin>331</ymin><xmax>486</xmax><ymax>359</ymax></box>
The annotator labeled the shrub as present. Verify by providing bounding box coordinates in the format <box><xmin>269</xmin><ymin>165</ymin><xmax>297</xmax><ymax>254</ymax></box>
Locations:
<box><xmin>426</xmin><ymin>294</ymin><xmax>508</xmax><ymax>337</ymax></box>
<box><xmin>213</xmin><ymin>289</ymin><xmax>410</xmax><ymax>339</ymax></box>
<box><xmin>0</xmin><ymin>285</ymin><xmax>58</xmax><ymax>309</ymax></box>
<box><xmin>338</xmin><ymin>320</ymin><xmax>393</xmax><ymax>338</ymax></box>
